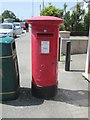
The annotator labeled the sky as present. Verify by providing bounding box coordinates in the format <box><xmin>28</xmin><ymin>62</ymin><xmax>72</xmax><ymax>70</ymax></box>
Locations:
<box><xmin>0</xmin><ymin>0</ymin><xmax>84</xmax><ymax>20</ymax></box>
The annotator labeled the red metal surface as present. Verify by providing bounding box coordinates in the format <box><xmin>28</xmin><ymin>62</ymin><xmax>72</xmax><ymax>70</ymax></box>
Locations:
<box><xmin>27</xmin><ymin>16</ymin><xmax>63</xmax><ymax>26</ymax></box>
<box><xmin>27</xmin><ymin>16</ymin><xmax>63</xmax><ymax>86</ymax></box>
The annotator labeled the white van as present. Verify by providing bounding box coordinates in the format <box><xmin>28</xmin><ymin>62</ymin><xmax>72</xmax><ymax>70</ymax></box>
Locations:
<box><xmin>14</xmin><ymin>22</ymin><xmax>22</xmax><ymax>36</ymax></box>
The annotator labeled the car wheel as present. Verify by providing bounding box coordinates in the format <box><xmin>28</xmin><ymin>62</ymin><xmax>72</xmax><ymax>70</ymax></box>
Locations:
<box><xmin>13</xmin><ymin>33</ymin><xmax>16</xmax><ymax>38</ymax></box>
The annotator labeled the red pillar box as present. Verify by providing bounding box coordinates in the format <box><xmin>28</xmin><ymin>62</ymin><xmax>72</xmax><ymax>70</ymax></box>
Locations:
<box><xmin>27</xmin><ymin>16</ymin><xmax>63</xmax><ymax>98</ymax></box>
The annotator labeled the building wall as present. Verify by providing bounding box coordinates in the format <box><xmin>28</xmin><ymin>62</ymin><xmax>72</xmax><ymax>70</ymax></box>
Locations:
<box><xmin>60</xmin><ymin>37</ymin><xmax>88</xmax><ymax>55</ymax></box>
<box><xmin>70</xmin><ymin>1</ymin><xmax>88</xmax><ymax>13</ymax></box>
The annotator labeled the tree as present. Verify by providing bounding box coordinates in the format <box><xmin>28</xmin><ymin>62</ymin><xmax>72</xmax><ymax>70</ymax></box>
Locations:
<box><xmin>15</xmin><ymin>18</ymin><xmax>22</xmax><ymax>22</ymax></box>
<box><xmin>70</xmin><ymin>3</ymin><xmax>85</xmax><ymax>31</ymax></box>
<box><xmin>40</xmin><ymin>3</ymin><xmax>64</xmax><ymax>18</ymax></box>
<box><xmin>40</xmin><ymin>2</ymin><xmax>87</xmax><ymax>32</ymax></box>
<box><xmin>2</xmin><ymin>10</ymin><xmax>16</xmax><ymax>19</ymax></box>
<box><xmin>63</xmin><ymin>3</ymin><xmax>67</xmax><ymax>15</ymax></box>
<box><xmin>64</xmin><ymin>11</ymin><xmax>71</xmax><ymax>31</ymax></box>
<box><xmin>84</xmin><ymin>11</ymin><xmax>90</xmax><ymax>31</ymax></box>
<box><xmin>2</xmin><ymin>10</ymin><xmax>22</xmax><ymax>22</ymax></box>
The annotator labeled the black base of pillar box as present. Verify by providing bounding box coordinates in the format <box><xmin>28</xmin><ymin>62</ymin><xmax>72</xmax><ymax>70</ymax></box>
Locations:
<box><xmin>31</xmin><ymin>82</ymin><xmax>58</xmax><ymax>99</ymax></box>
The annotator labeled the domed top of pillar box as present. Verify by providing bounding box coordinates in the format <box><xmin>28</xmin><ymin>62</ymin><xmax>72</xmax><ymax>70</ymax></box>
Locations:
<box><xmin>26</xmin><ymin>16</ymin><xmax>63</xmax><ymax>27</ymax></box>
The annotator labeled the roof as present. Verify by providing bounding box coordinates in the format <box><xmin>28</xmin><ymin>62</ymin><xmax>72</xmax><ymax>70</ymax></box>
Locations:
<box><xmin>4</xmin><ymin>18</ymin><xmax>15</xmax><ymax>23</ymax></box>
<box><xmin>70</xmin><ymin>1</ymin><xmax>86</xmax><ymax>10</ymax></box>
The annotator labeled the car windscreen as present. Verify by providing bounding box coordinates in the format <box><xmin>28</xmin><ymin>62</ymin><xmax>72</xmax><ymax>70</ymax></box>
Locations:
<box><xmin>14</xmin><ymin>24</ymin><xmax>21</xmax><ymax>28</ymax></box>
<box><xmin>0</xmin><ymin>24</ymin><xmax>12</xmax><ymax>29</ymax></box>
<box><xmin>15</xmin><ymin>24</ymin><xmax>20</xmax><ymax>26</ymax></box>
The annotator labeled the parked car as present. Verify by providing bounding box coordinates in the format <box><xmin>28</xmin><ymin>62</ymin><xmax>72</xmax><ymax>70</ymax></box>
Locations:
<box><xmin>0</xmin><ymin>23</ymin><xmax>16</xmax><ymax>38</ymax></box>
<box><xmin>20</xmin><ymin>22</ymin><xmax>26</xmax><ymax>30</ymax></box>
<box><xmin>13</xmin><ymin>22</ymin><xmax>22</xmax><ymax>35</ymax></box>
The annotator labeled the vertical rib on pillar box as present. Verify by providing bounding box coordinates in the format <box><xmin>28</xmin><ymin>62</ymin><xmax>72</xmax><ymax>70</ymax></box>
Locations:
<box><xmin>27</xmin><ymin>16</ymin><xmax>63</xmax><ymax>99</ymax></box>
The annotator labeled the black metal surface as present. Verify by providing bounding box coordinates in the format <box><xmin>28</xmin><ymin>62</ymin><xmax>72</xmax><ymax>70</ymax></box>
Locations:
<box><xmin>31</xmin><ymin>82</ymin><xmax>58</xmax><ymax>99</ymax></box>
<box><xmin>65</xmin><ymin>41</ymin><xmax>71</xmax><ymax>71</ymax></box>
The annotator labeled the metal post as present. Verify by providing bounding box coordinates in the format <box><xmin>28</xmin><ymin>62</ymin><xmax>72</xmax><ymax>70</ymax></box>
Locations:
<box><xmin>43</xmin><ymin>0</ymin><xmax>44</xmax><ymax>15</ymax></box>
<box><xmin>40</xmin><ymin>4</ymin><xmax>41</xmax><ymax>15</ymax></box>
<box><xmin>65</xmin><ymin>41</ymin><xmax>71</xmax><ymax>71</ymax></box>
<box><xmin>32</xmin><ymin>0</ymin><xmax>34</xmax><ymax>17</ymax></box>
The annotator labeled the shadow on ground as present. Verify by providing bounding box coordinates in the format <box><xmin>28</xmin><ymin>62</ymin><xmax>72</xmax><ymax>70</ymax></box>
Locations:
<box><xmin>50</xmin><ymin>88</ymin><xmax>89</xmax><ymax>107</ymax></box>
<box><xmin>70</xmin><ymin>70</ymin><xmax>85</xmax><ymax>72</ymax></box>
<box><xmin>2</xmin><ymin>88</ymin><xmax>44</xmax><ymax>106</ymax></box>
<box><xmin>2</xmin><ymin>87</ymin><xmax>89</xmax><ymax>107</ymax></box>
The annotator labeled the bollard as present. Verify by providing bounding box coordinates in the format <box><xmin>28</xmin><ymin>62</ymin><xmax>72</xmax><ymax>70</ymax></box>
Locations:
<box><xmin>65</xmin><ymin>41</ymin><xmax>71</xmax><ymax>71</ymax></box>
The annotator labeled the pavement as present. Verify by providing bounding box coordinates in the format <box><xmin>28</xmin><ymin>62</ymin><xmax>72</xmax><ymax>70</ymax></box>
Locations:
<box><xmin>1</xmin><ymin>31</ymin><xmax>89</xmax><ymax>118</ymax></box>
